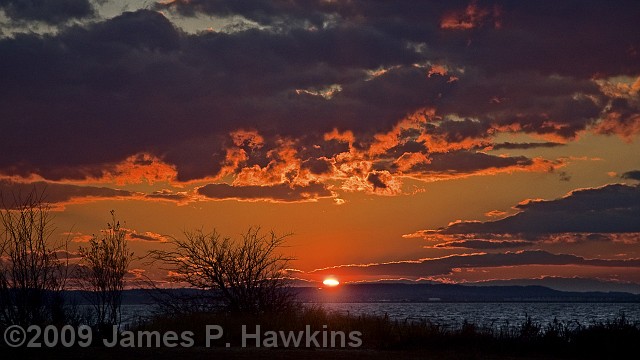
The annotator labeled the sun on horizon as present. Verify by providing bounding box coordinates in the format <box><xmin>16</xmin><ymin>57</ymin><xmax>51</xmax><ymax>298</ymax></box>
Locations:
<box><xmin>322</xmin><ymin>278</ymin><xmax>340</xmax><ymax>287</ymax></box>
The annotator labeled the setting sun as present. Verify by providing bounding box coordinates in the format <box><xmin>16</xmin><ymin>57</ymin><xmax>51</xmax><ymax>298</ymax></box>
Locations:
<box><xmin>323</xmin><ymin>278</ymin><xmax>340</xmax><ymax>287</ymax></box>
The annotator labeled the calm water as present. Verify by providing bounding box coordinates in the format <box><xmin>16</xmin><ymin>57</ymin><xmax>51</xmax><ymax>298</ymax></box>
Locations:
<box><xmin>318</xmin><ymin>302</ymin><xmax>640</xmax><ymax>328</ymax></box>
<box><xmin>121</xmin><ymin>302</ymin><xmax>640</xmax><ymax>328</ymax></box>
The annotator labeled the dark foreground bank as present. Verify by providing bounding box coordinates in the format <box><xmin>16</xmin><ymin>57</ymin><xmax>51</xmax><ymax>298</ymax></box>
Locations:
<box><xmin>3</xmin><ymin>305</ymin><xmax>638</xmax><ymax>359</ymax></box>
<box><xmin>2</xmin><ymin>346</ymin><xmax>570</xmax><ymax>360</ymax></box>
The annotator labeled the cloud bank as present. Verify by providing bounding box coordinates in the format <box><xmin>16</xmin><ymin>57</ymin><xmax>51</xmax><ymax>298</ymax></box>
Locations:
<box><xmin>0</xmin><ymin>1</ymin><xmax>638</xmax><ymax>201</ymax></box>
<box><xmin>405</xmin><ymin>183</ymin><xmax>640</xmax><ymax>248</ymax></box>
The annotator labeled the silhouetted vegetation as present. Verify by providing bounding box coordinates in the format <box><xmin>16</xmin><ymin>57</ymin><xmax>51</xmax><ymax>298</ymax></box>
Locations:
<box><xmin>0</xmin><ymin>190</ymin><xmax>71</xmax><ymax>326</ymax></box>
<box><xmin>78</xmin><ymin>210</ymin><xmax>133</xmax><ymax>328</ymax></box>
<box><xmin>132</xmin><ymin>306</ymin><xmax>640</xmax><ymax>358</ymax></box>
<box><xmin>149</xmin><ymin>227</ymin><xmax>296</xmax><ymax>315</ymax></box>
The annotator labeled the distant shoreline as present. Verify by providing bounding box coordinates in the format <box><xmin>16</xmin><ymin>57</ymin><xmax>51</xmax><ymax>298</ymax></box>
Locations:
<box><xmin>89</xmin><ymin>283</ymin><xmax>640</xmax><ymax>305</ymax></box>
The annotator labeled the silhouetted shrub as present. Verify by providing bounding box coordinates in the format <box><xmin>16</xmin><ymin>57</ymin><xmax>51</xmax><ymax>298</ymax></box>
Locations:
<box><xmin>79</xmin><ymin>210</ymin><xmax>133</xmax><ymax>328</ymax></box>
<box><xmin>150</xmin><ymin>227</ymin><xmax>295</xmax><ymax>315</ymax></box>
<box><xmin>0</xmin><ymin>190</ymin><xmax>71</xmax><ymax>326</ymax></box>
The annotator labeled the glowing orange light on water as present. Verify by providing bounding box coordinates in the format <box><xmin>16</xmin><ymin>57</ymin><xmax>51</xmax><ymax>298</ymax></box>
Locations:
<box><xmin>323</xmin><ymin>278</ymin><xmax>340</xmax><ymax>287</ymax></box>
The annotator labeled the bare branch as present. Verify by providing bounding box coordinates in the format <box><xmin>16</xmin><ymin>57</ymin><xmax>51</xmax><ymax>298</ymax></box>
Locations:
<box><xmin>78</xmin><ymin>210</ymin><xmax>133</xmax><ymax>327</ymax></box>
<box><xmin>149</xmin><ymin>227</ymin><xmax>296</xmax><ymax>315</ymax></box>
<box><xmin>0</xmin><ymin>188</ymin><xmax>70</xmax><ymax>326</ymax></box>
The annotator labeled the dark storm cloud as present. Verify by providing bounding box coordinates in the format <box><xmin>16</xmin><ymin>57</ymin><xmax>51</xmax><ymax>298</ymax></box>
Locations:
<box><xmin>145</xmin><ymin>190</ymin><xmax>191</xmax><ymax>202</ymax></box>
<box><xmin>383</xmin><ymin>140</ymin><xmax>429</xmax><ymax>159</ymax></box>
<box><xmin>0</xmin><ymin>180</ymin><xmax>135</xmax><ymax>208</ymax></box>
<box><xmin>197</xmin><ymin>182</ymin><xmax>332</xmax><ymax>202</ymax></box>
<box><xmin>433</xmin><ymin>239</ymin><xmax>531</xmax><ymax>249</ymax></box>
<box><xmin>447</xmin><ymin>1</ymin><xmax>640</xmax><ymax>78</ymax></box>
<box><xmin>1</xmin><ymin>1</ymin><xmax>639</xmax><ymax>183</ymax></box>
<box><xmin>0</xmin><ymin>10</ymin><xmax>439</xmax><ymax>181</ymax></box>
<box><xmin>437</xmin><ymin>70</ymin><xmax>605</xmax><ymax>139</ymax></box>
<box><xmin>158</xmin><ymin>0</ymin><xmax>640</xmax><ymax>77</ymax></box>
<box><xmin>0</xmin><ymin>0</ymin><xmax>95</xmax><ymax>24</ymax></box>
<box><xmin>427</xmin><ymin>118</ymin><xmax>492</xmax><ymax>144</ymax></box>
<box><xmin>0</xmin><ymin>10</ymin><xmax>186</xmax><ymax>179</ymax></box>
<box><xmin>155</xmin><ymin>0</ymin><xmax>333</xmax><ymax>27</ymax></box>
<box><xmin>365</xmin><ymin>172</ymin><xmax>387</xmax><ymax>190</ymax></box>
<box><xmin>157</xmin><ymin>0</ymin><xmax>637</xmax><ymax>140</ymax></box>
<box><xmin>154</xmin><ymin>0</ymin><xmax>456</xmax><ymax>32</ymax></box>
<box><xmin>434</xmin><ymin>184</ymin><xmax>640</xmax><ymax>238</ymax></box>
<box><xmin>301</xmin><ymin>157</ymin><xmax>332</xmax><ymax>175</ymax></box>
<box><xmin>412</xmin><ymin>151</ymin><xmax>534</xmax><ymax>174</ymax></box>
<box><xmin>311</xmin><ymin>250</ymin><xmax>640</xmax><ymax>277</ymax></box>
<box><xmin>622</xmin><ymin>171</ymin><xmax>640</xmax><ymax>181</ymax></box>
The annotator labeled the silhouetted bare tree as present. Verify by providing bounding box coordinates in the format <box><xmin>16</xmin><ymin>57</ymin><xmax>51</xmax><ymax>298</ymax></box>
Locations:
<box><xmin>79</xmin><ymin>211</ymin><xmax>133</xmax><ymax>327</ymax></box>
<box><xmin>0</xmin><ymin>190</ymin><xmax>70</xmax><ymax>326</ymax></box>
<box><xmin>151</xmin><ymin>227</ymin><xmax>295</xmax><ymax>315</ymax></box>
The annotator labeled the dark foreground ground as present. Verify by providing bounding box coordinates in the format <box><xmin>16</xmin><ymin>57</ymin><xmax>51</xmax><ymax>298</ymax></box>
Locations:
<box><xmin>4</xmin><ymin>303</ymin><xmax>637</xmax><ymax>359</ymax></box>
<box><xmin>1</xmin><ymin>346</ymin><xmax>598</xmax><ymax>360</ymax></box>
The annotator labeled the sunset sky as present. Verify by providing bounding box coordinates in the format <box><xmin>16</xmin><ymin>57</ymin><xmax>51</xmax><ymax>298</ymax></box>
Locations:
<box><xmin>1</xmin><ymin>0</ymin><xmax>639</xmax><ymax>288</ymax></box>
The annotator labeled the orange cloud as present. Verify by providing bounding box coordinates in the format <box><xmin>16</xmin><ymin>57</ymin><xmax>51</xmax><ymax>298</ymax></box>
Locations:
<box><xmin>147</xmin><ymin>110</ymin><xmax>568</xmax><ymax>201</ymax></box>
<box><xmin>109</xmin><ymin>153</ymin><xmax>178</xmax><ymax>185</ymax></box>
<box><xmin>231</xmin><ymin>129</ymin><xmax>264</xmax><ymax>148</ymax></box>
<box><xmin>632</xmin><ymin>77</ymin><xmax>640</xmax><ymax>93</ymax></box>
<box><xmin>485</xmin><ymin>210</ymin><xmax>508</xmax><ymax>218</ymax></box>
<box><xmin>440</xmin><ymin>1</ymin><xmax>500</xmax><ymax>30</ymax></box>
<box><xmin>428</xmin><ymin>64</ymin><xmax>448</xmax><ymax>77</ymax></box>
<box><xmin>594</xmin><ymin>111</ymin><xmax>640</xmax><ymax>142</ymax></box>
<box><xmin>233</xmin><ymin>139</ymin><xmax>303</xmax><ymax>186</ymax></box>
<box><xmin>394</xmin><ymin>152</ymin><xmax>431</xmax><ymax>172</ymax></box>
<box><xmin>368</xmin><ymin>109</ymin><xmax>432</xmax><ymax>157</ymax></box>
<box><xmin>365</xmin><ymin>170</ymin><xmax>403</xmax><ymax>195</ymax></box>
<box><xmin>63</xmin><ymin>232</ymin><xmax>94</xmax><ymax>243</ymax></box>
<box><xmin>47</xmin><ymin>153</ymin><xmax>179</xmax><ymax>186</ymax></box>
<box><xmin>323</xmin><ymin>128</ymin><xmax>355</xmax><ymax>144</ymax></box>
<box><xmin>197</xmin><ymin>182</ymin><xmax>334</xmax><ymax>203</ymax></box>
